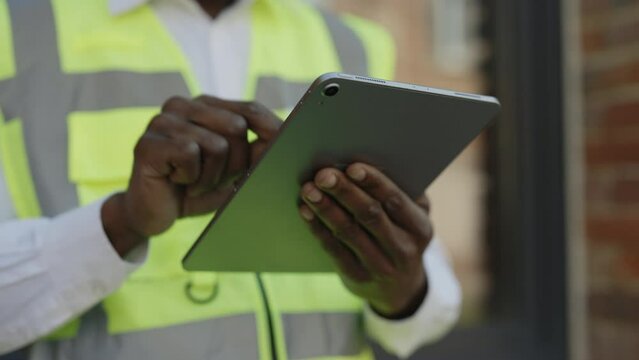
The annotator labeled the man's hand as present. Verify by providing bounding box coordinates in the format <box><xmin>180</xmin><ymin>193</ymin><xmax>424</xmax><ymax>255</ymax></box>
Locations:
<box><xmin>298</xmin><ymin>163</ymin><xmax>433</xmax><ymax>319</ymax></box>
<box><xmin>102</xmin><ymin>96</ymin><xmax>281</xmax><ymax>256</ymax></box>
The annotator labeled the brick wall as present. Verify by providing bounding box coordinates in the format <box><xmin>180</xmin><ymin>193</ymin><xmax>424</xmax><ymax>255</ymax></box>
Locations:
<box><xmin>581</xmin><ymin>0</ymin><xmax>639</xmax><ymax>359</ymax></box>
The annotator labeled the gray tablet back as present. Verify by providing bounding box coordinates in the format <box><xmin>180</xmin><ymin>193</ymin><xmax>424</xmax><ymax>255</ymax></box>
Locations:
<box><xmin>183</xmin><ymin>73</ymin><xmax>500</xmax><ymax>272</ymax></box>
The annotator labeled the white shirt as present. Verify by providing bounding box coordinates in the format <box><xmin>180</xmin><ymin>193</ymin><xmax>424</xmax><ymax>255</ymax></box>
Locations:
<box><xmin>0</xmin><ymin>0</ymin><xmax>462</xmax><ymax>357</ymax></box>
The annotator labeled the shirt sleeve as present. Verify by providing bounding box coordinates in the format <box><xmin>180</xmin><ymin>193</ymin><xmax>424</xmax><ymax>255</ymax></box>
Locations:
<box><xmin>0</xmin><ymin>186</ymin><xmax>147</xmax><ymax>354</ymax></box>
<box><xmin>363</xmin><ymin>237</ymin><xmax>462</xmax><ymax>359</ymax></box>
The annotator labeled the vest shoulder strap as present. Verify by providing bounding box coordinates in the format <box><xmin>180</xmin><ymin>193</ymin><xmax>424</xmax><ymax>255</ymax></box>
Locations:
<box><xmin>339</xmin><ymin>13</ymin><xmax>396</xmax><ymax>79</ymax></box>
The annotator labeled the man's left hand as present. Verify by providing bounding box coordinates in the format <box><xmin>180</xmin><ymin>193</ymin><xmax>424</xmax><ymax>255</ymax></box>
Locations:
<box><xmin>298</xmin><ymin>163</ymin><xmax>433</xmax><ymax>319</ymax></box>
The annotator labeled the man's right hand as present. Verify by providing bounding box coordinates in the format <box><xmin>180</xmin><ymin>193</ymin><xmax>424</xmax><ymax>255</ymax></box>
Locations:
<box><xmin>101</xmin><ymin>96</ymin><xmax>282</xmax><ymax>256</ymax></box>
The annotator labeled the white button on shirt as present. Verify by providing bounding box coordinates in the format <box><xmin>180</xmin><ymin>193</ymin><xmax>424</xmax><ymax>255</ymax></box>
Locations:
<box><xmin>0</xmin><ymin>0</ymin><xmax>462</xmax><ymax>357</ymax></box>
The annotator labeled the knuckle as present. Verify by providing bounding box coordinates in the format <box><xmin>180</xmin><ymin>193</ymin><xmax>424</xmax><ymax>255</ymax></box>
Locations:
<box><xmin>395</xmin><ymin>239</ymin><xmax>418</xmax><ymax>262</ymax></box>
<box><xmin>244</xmin><ymin>101</ymin><xmax>280</xmax><ymax>126</ymax></box>
<box><xmin>383</xmin><ymin>194</ymin><xmax>404</xmax><ymax>214</ymax></box>
<box><xmin>208</xmin><ymin>136</ymin><xmax>229</xmax><ymax>156</ymax></box>
<box><xmin>162</xmin><ymin>96</ymin><xmax>189</xmax><ymax>113</ymax></box>
<box><xmin>226</xmin><ymin>114</ymin><xmax>248</xmax><ymax>137</ymax></box>
<box><xmin>188</xmin><ymin>101</ymin><xmax>209</xmax><ymax>119</ymax></box>
<box><xmin>244</xmin><ymin>100</ymin><xmax>265</xmax><ymax>116</ymax></box>
<box><xmin>358</xmin><ymin>201</ymin><xmax>384</xmax><ymax>226</ymax></box>
<box><xmin>147</xmin><ymin>114</ymin><xmax>171</xmax><ymax>132</ymax></box>
<box><xmin>175</xmin><ymin>139</ymin><xmax>200</xmax><ymax>158</ymax></box>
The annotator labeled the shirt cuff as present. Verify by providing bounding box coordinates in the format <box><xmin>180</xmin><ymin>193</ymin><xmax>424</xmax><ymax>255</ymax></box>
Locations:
<box><xmin>39</xmin><ymin>198</ymin><xmax>147</xmax><ymax>309</ymax></box>
<box><xmin>363</xmin><ymin>238</ymin><xmax>462</xmax><ymax>359</ymax></box>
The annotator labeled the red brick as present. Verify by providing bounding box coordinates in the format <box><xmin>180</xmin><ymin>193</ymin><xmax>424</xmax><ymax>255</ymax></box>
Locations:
<box><xmin>618</xmin><ymin>252</ymin><xmax>639</xmax><ymax>278</ymax></box>
<box><xmin>605</xmin><ymin>21</ymin><xmax>639</xmax><ymax>50</ymax></box>
<box><xmin>587</xmin><ymin>215</ymin><xmax>639</xmax><ymax>243</ymax></box>
<box><xmin>582</xmin><ymin>0</ymin><xmax>612</xmax><ymax>13</ymax></box>
<box><xmin>586</xmin><ymin>141</ymin><xmax>639</xmax><ymax>165</ymax></box>
<box><xmin>583</xmin><ymin>20</ymin><xmax>639</xmax><ymax>54</ymax></box>
<box><xmin>589</xmin><ymin>101</ymin><xmax>639</xmax><ymax>144</ymax></box>
<box><xmin>583</xmin><ymin>31</ymin><xmax>606</xmax><ymax>53</ymax></box>
<box><xmin>586</xmin><ymin>171</ymin><xmax>613</xmax><ymax>204</ymax></box>
<box><xmin>586</xmin><ymin>61</ymin><xmax>639</xmax><ymax>92</ymax></box>
<box><xmin>612</xmin><ymin>178</ymin><xmax>639</xmax><ymax>204</ymax></box>
<box><xmin>590</xmin><ymin>318</ymin><xmax>639</xmax><ymax>360</ymax></box>
<box><xmin>602</xmin><ymin>102</ymin><xmax>639</xmax><ymax>128</ymax></box>
<box><xmin>582</xmin><ymin>0</ymin><xmax>639</xmax><ymax>358</ymax></box>
<box><xmin>603</xmin><ymin>127</ymin><xmax>639</xmax><ymax>146</ymax></box>
<box><xmin>590</xmin><ymin>291</ymin><xmax>639</xmax><ymax>324</ymax></box>
<box><xmin>587</xmin><ymin>242</ymin><xmax>621</xmax><ymax>290</ymax></box>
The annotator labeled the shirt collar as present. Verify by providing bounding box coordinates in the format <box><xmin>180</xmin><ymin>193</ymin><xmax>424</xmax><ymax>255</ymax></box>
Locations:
<box><xmin>109</xmin><ymin>0</ymin><xmax>256</xmax><ymax>17</ymax></box>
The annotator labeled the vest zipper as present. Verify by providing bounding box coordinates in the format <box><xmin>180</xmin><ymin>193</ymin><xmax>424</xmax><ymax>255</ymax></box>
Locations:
<box><xmin>256</xmin><ymin>273</ymin><xmax>278</xmax><ymax>360</ymax></box>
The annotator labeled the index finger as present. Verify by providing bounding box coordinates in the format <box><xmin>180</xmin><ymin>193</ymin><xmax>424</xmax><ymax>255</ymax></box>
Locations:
<box><xmin>196</xmin><ymin>96</ymin><xmax>282</xmax><ymax>142</ymax></box>
<box><xmin>345</xmin><ymin>163</ymin><xmax>432</xmax><ymax>239</ymax></box>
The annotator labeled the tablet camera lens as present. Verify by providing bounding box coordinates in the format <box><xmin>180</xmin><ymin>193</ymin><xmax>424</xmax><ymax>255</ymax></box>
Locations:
<box><xmin>323</xmin><ymin>83</ymin><xmax>340</xmax><ymax>97</ymax></box>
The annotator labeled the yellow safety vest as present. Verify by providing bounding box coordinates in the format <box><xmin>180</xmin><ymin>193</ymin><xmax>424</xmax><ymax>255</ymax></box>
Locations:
<box><xmin>0</xmin><ymin>0</ymin><xmax>395</xmax><ymax>359</ymax></box>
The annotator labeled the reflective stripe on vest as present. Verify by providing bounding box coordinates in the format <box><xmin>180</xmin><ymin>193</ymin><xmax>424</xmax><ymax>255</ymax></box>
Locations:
<box><xmin>31</xmin><ymin>307</ymin><xmax>261</xmax><ymax>360</ymax></box>
<box><xmin>0</xmin><ymin>0</ymin><xmax>191</xmax><ymax>216</ymax></box>
<box><xmin>31</xmin><ymin>308</ymin><xmax>370</xmax><ymax>360</ymax></box>
<box><xmin>0</xmin><ymin>0</ymin><xmax>395</xmax><ymax>358</ymax></box>
<box><xmin>282</xmin><ymin>313</ymin><xmax>364</xmax><ymax>359</ymax></box>
<box><xmin>253</xmin><ymin>9</ymin><xmax>369</xmax><ymax>111</ymax></box>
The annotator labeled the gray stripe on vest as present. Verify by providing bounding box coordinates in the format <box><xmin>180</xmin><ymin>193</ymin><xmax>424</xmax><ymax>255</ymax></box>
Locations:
<box><xmin>0</xmin><ymin>0</ymin><xmax>189</xmax><ymax>216</ymax></box>
<box><xmin>254</xmin><ymin>77</ymin><xmax>309</xmax><ymax>111</ymax></box>
<box><xmin>253</xmin><ymin>12</ymin><xmax>368</xmax><ymax>111</ymax></box>
<box><xmin>30</xmin><ymin>307</ymin><xmax>260</xmax><ymax>360</ymax></box>
<box><xmin>282</xmin><ymin>312</ymin><xmax>364</xmax><ymax>359</ymax></box>
<box><xmin>320</xmin><ymin>11</ymin><xmax>369</xmax><ymax>76</ymax></box>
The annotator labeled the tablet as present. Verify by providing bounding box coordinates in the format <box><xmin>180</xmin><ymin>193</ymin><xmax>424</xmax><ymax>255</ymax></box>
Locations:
<box><xmin>182</xmin><ymin>73</ymin><xmax>500</xmax><ymax>272</ymax></box>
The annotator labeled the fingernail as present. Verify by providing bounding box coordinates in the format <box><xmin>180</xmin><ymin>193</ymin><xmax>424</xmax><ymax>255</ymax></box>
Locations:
<box><xmin>300</xmin><ymin>207</ymin><xmax>315</xmax><ymax>221</ymax></box>
<box><xmin>317</xmin><ymin>172</ymin><xmax>337</xmax><ymax>189</ymax></box>
<box><xmin>305</xmin><ymin>188</ymin><xmax>323</xmax><ymax>203</ymax></box>
<box><xmin>347</xmin><ymin>166</ymin><xmax>366</xmax><ymax>182</ymax></box>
